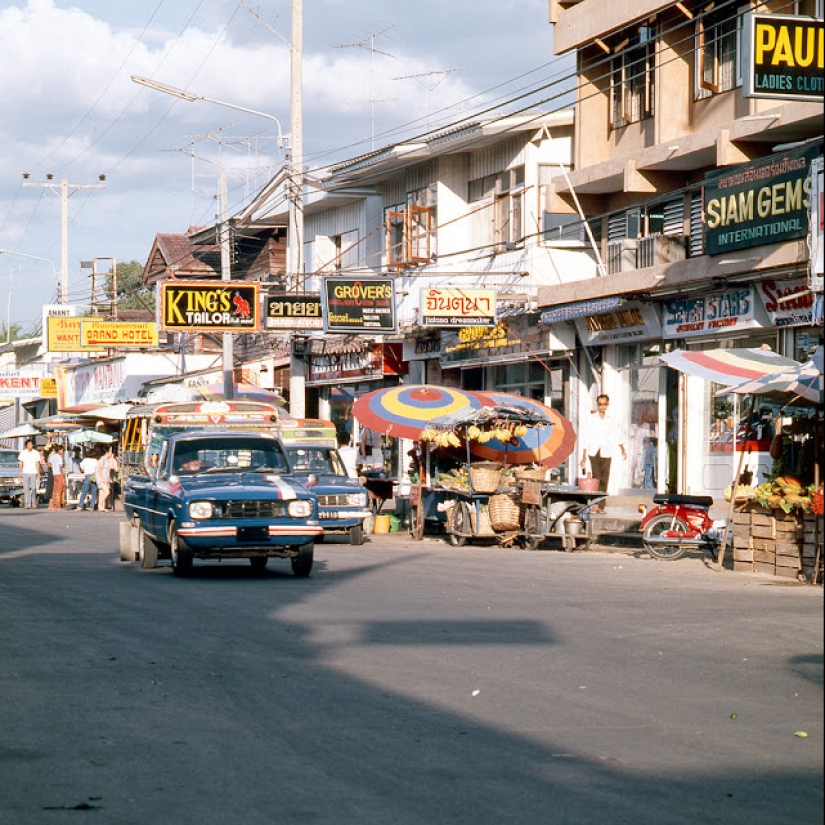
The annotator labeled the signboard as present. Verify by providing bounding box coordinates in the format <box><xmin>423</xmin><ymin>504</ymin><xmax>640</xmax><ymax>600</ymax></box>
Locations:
<box><xmin>419</xmin><ymin>288</ymin><xmax>496</xmax><ymax>327</ymax></box>
<box><xmin>811</xmin><ymin>155</ymin><xmax>824</xmax><ymax>293</ymax></box>
<box><xmin>0</xmin><ymin>371</ymin><xmax>45</xmax><ymax>403</ymax></box>
<box><xmin>441</xmin><ymin>320</ymin><xmax>527</xmax><ymax>365</ymax></box>
<box><xmin>322</xmin><ymin>277</ymin><xmax>397</xmax><ymax>334</ymax></box>
<box><xmin>704</xmin><ymin>145</ymin><xmax>818</xmax><ymax>255</ymax></box>
<box><xmin>540</xmin><ymin>296</ymin><xmax>622</xmax><ymax>324</ymax></box>
<box><xmin>756</xmin><ymin>277</ymin><xmax>813</xmax><ymax>327</ymax></box>
<box><xmin>662</xmin><ymin>287</ymin><xmax>768</xmax><ymax>338</ymax></box>
<box><xmin>47</xmin><ymin>316</ymin><xmax>106</xmax><ymax>352</ymax></box>
<box><xmin>39</xmin><ymin>378</ymin><xmax>57</xmax><ymax>397</ymax></box>
<box><xmin>743</xmin><ymin>14</ymin><xmax>824</xmax><ymax>101</ymax></box>
<box><xmin>574</xmin><ymin>301</ymin><xmax>661</xmax><ymax>346</ymax></box>
<box><xmin>80</xmin><ymin>321</ymin><xmax>159</xmax><ymax>347</ymax></box>
<box><xmin>402</xmin><ymin>333</ymin><xmax>441</xmax><ymax>362</ymax></box>
<box><xmin>160</xmin><ymin>281</ymin><xmax>260</xmax><ymax>332</ymax></box>
<box><xmin>265</xmin><ymin>293</ymin><xmax>323</xmax><ymax>330</ymax></box>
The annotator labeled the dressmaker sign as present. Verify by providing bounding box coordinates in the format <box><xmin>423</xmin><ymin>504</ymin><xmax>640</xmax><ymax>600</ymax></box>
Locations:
<box><xmin>322</xmin><ymin>277</ymin><xmax>396</xmax><ymax>334</ymax></box>
<box><xmin>704</xmin><ymin>145</ymin><xmax>818</xmax><ymax>255</ymax></box>
<box><xmin>161</xmin><ymin>281</ymin><xmax>260</xmax><ymax>332</ymax></box>
<box><xmin>420</xmin><ymin>288</ymin><xmax>496</xmax><ymax>327</ymax></box>
<box><xmin>662</xmin><ymin>287</ymin><xmax>768</xmax><ymax>339</ymax></box>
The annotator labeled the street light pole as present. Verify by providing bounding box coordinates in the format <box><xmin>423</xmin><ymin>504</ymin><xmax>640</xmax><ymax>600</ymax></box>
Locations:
<box><xmin>218</xmin><ymin>169</ymin><xmax>234</xmax><ymax>401</ymax></box>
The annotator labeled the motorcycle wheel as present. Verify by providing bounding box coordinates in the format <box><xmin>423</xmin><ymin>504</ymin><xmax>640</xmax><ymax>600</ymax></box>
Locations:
<box><xmin>643</xmin><ymin>513</ymin><xmax>690</xmax><ymax>561</ymax></box>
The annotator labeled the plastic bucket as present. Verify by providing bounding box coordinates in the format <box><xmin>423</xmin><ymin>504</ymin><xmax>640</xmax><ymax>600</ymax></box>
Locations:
<box><xmin>373</xmin><ymin>514</ymin><xmax>391</xmax><ymax>534</ymax></box>
<box><xmin>389</xmin><ymin>515</ymin><xmax>401</xmax><ymax>532</ymax></box>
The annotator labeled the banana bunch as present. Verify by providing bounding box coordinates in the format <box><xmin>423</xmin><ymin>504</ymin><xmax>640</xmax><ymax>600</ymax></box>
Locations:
<box><xmin>419</xmin><ymin>428</ymin><xmax>439</xmax><ymax>442</ymax></box>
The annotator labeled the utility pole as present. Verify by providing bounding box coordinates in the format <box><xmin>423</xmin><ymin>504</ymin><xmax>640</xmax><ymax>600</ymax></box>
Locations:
<box><xmin>22</xmin><ymin>175</ymin><xmax>106</xmax><ymax>304</ymax></box>
<box><xmin>219</xmin><ymin>169</ymin><xmax>234</xmax><ymax>401</ymax></box>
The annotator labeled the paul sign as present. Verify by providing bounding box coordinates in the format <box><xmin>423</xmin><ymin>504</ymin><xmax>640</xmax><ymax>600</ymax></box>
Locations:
<box><xmin>161</xmin><ymin>281</ymin><xmax>260</xmax><ymax>332</ymax></box>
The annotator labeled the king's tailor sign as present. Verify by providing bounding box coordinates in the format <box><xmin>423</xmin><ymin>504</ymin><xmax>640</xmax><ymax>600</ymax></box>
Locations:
<box><xmin>161</xmin><ymin>281</ymin><xmax>260</xmax><ymax>331</ymax></box>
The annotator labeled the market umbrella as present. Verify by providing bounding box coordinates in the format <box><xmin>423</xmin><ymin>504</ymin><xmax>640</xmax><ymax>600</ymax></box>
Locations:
<box><xmin>198</xmin><ymin>383</ymin><xmax>287</xmax><ymax>406</ymax></box>
<box><xmin>0</xmin><ymin>422</ymin><xmax>40</xmax><ymax>439</ymax></box>
<box><xmin>659</xmin><ymin>347</ymin><xmax>800</xmax><ymax>386</ymax></box>
<box><xmin>79</xmin><ymin>403</ymin><xmax>134</xmax><ymax>421</ymax></box>
<box><xmin>67</xmin><ymin>429</ymin><xmax>116</xmax><ymax>445</ymax></box>
<box><xmin>468</xmin><ymin>392</ymin><xmax>577</xmax><ymax>468</ymax></box>
<box><xmin>352</xmin><ymin>385</ymin><xmax>486</xmax><ymax>440</ymax></box>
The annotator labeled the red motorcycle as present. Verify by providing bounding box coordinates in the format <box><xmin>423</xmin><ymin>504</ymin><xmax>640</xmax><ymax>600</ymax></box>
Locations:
<box><xmin>639</xmin><ymin>493</ymin><xmax>728</xmax><ymax>561</ymax></box>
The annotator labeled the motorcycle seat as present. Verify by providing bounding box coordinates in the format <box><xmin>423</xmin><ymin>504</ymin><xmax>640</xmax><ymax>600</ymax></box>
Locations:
<box><xmin>652</xmin><ymin>493</ymin><xmax>714</xmax><ymax>509</ymax></box>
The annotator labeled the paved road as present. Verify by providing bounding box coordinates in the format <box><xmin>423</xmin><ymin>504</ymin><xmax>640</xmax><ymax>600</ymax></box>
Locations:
<box><xmin>1</xmin><ymin>509</ymin><xmax>822</xmax><ymax>825</ymax></box>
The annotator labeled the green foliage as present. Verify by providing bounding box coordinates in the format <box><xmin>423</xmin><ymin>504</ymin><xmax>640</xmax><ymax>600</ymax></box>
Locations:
<box><xmin>0</xmin><ymin>321</ymin><xmax>23</xmax><ymax>343</ymax></box>
<box><xmin>105</xmin><ymin>260</ymin><xmax>155</xmax><ymax>313</ymax></box>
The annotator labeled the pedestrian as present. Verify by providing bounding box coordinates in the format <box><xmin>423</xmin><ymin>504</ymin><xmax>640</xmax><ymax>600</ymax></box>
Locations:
<box><xmin>77</xmin><ymin>449</ymin><xmax>99</xmax><ymax>511</ymax></box>
<box><xmin>579</xmin><ymin>393</ymin><xmax>626</xmax><ymax>512</ymax></box>
<box><xmin>41</xmin><ymin>444</ymin><xmax>54</xmax><ymax>504</ymax></box>
<box><xmin>68</xmin><ymin>446</ymin><xmax>82</xmax><ymax>475</ymax></box>
<box><xmin>96</xmin><ymin>446</ymin><xmax>115</xmax><ymax>511</ymax></box>
<box><xmin>47</xmin><ymin>444</ymin><xmax>67</xmax><ymax>510</ymax></box>
<box><xmin>338</xmin><ymin>435</ymin><xmax>359</xmax><ymax>479</ymax></box>
<box><xmin>17</xmin><ymin>439</ymin><xmax>42</xmax><ymax>509</ymax></box>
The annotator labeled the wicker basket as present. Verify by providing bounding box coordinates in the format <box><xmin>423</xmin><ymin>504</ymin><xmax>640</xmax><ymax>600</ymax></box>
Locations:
<box><xmin>515</xmin><ymin>467</ymin><xmax>547</xmax><ymax>482</ymax></box>
<box><xmin>470</xmin><ymin>465</ymin><xmax>503</xmax><ymax>494</ymax></box>
<box><xmin>488</xmin><ymin>494</ymin><xmax>522</xmax><ymax>532</ymax></box>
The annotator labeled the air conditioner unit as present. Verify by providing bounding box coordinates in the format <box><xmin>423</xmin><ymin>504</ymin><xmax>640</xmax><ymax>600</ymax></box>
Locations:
<box><xmin>637</xmin><ymin>235</ymin><xmax>688</xmax><ymax>268</ymax></box>
<box><xmin>606</xmin><ymin>239</ymin><xmax>639</xmax><ymax>274</ymax></box>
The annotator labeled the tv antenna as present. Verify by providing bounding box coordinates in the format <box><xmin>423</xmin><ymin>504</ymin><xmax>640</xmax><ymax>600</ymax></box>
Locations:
<box><xmin>393</xmin><ymin>67</ymin><xmax>465</xmax><ymax>128</ymax></box>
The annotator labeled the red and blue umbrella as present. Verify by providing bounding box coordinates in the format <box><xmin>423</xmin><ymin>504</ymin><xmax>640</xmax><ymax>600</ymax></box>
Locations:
<box><xmin>352</xmin><ymin>385</ymin><xmax>486</xmax><ymax>440</ymax></box>
<box><xmin>469</xmin><ymin>391</ymin><xmax>577</xmax><ymax>469</ymax></box>
<box><xmin>659</xmin><ymin>347</ymin><xmax>799</xmax><ymax>386</ymax></box>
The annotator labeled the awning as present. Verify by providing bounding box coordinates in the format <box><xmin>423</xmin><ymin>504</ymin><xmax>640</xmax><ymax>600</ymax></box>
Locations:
<box><xmin>659</xmin><ymin>347</ymin><xmax>800</xmax><ymax>386</ymax></box>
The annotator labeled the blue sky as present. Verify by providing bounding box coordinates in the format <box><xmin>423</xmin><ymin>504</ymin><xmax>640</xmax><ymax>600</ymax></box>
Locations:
<box><xmin>0</xmin><ymin>0</ymin><xmax>564</xmax><ymax>333</ymax></box>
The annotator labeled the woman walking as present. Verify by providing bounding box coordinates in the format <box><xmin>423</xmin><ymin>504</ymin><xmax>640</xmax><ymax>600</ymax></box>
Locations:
<box><xmin>48</xmin><ymin>444</ymin><xmax>66</xmax><ymax>510</ymax></box>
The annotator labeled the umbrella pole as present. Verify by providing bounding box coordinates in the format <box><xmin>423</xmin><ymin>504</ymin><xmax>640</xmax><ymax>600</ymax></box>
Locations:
<box><xmin>718</xmin><ymin>394</ymin><xmax>752</xmax><ymax>573</ymax></box>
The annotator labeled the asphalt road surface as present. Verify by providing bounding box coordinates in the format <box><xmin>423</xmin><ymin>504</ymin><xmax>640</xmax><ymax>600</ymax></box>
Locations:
<box><xmin>1</xmin><ymin>509</ymin><xmax>822</xmax><ymax>825</ymax></box>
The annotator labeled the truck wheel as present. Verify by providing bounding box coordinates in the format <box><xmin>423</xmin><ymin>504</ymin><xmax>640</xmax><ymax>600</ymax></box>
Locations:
<box><xmin>169</xmin><ymin>524</ymin><xmax>193</xmax><ymax>577</ymax></box>
<box><xmin>349</xmin><ymin>524</ymin><xmax>364</xmax><ymax>545</ymax></box>
<box><xmin>250</xmin><ymin>556</ymin><xmax>268</xmax><ymax>572</ymax></box>
<box><xmin>137</xmin><ymin>524</ymin><xmax>158</xmax><ymax>569</ymax></box>
<box><xmin>10</xmin><ymin>498</ymin><xmax>20</xmax><ymax>508</ymax></box>
<box><xmin>291</xmin><ymin>542</ymin><xmax>314</xmax><ymax>577</ymax></box>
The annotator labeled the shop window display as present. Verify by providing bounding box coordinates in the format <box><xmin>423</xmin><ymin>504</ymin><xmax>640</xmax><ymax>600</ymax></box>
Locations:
<box><xmin>619</xmin><ymin>344</ymin><xmax>659</xmax><ymax>489</ymax></box>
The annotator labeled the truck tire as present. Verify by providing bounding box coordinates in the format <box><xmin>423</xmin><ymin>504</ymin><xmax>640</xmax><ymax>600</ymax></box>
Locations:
<box><xmin>169</xmin><ymin>524</ymin><xmax>193</xmax><ymax>577</ymax></box>
<box><xmin>138</xmin><ymin>523</ymin><xmax>158</xmax><ymax>569</ymax></box>
<box><xmin>291</xmin><ymin>542</ymin><xmax>314</xmax><ymax>577</ymax></box>
<box><xmin>349</xmin><ymin>524</ymin><xmax>365</xmax><ymax>545</ymax></box>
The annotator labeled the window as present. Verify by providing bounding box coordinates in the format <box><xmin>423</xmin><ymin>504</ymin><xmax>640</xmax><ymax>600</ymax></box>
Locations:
<box><xmin>696</xmin><ymin>2</ymin><xmax>741</xmax><ymax>98</ymax></box>
<box><xmin>794</xmin><ymin>0</ymin><xmax>823</xmax><ymax>16</ymax></box>
<box><xmin>611</xmin><ymin>25</ymin><xmax>655</xmax><ymax>129</ymax></box>
<box><xmin>469</xmin><ymin>165</ymin><xmax>526</xmax><ymax>251</ymax></box>
<box><xmin>384</xmin><ymin>185</ymin><xmax>437</xmax><ymax>269</ymax></box>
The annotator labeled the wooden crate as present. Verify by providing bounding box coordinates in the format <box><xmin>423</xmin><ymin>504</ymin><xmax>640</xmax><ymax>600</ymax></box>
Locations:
<box><xmin>774</xmin><ymin>564</ymin><xmax>800</xmax><ymax>579</ymax></box>
<box><xmin>754</xmin><ymin>549</ymin><xmax>777</xmax><ymax>564</ymax></box>
<box><xmin>752</xmin><ymin>537</ymin><xmax>775</xmax><ymax>551</ymax></box>
<box><xmin>733</xmin><ymin>560</ymin><xmax>754</xmax><ymax>573</ymax></box>
<box><xmin>733</xmin><ymin>547</ymin><xmax>754</xmax><ymax>563</ymax></box>
<box><xmin>754</xmin><ymin>560</ymin><xmax>777</xmax><ymax>575</ymax></box>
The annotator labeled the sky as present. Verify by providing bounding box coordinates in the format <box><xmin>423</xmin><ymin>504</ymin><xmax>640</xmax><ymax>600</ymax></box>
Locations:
<box><xmin>0</xmin><ymin>0</ymin><xmax>568</xmax><ymax>334</ymax></box>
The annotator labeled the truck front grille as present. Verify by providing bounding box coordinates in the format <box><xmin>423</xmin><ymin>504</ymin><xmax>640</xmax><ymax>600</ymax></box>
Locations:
<box><xmin>220</xmin><ymin>500</ymin><xmax>289</xmax><ymax>519</ymax></box>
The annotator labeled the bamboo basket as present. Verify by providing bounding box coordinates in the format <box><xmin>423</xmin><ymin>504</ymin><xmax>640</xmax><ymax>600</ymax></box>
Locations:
<box><xmin>488</xmin><ymin>494</ymin><xmax>522</xmax><ymax>532</ymax></box>
<box><xmin>515</xmin><ymin>467</ymin><xmax>547</xmax><ymax>482</ymax></box>
<box><xmin>470</xmin><ymin>465</ymin><xmax>503</xmax><ymax>494</ymax></box>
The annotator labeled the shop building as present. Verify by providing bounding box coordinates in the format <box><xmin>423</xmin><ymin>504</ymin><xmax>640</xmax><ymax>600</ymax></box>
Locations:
<box><xmin>542</xmin><ymin>0</ymin><xmax>824</xmax><ymax>496</ymax></box>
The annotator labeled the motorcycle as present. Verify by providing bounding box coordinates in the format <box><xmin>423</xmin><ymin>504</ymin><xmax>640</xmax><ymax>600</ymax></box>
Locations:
<box><xmin>639</xmin><ymin>493</ymin><xmax>729</xmax><ymax>561</ymax></box>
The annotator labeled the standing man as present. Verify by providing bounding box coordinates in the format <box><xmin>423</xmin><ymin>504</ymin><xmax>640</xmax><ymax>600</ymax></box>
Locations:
<box><xmin>48</xmin><ymin>444</ymin><xmax>67</xmax><ymax>510</ymax></box>
<box><xmin>17</xmin><ymin>439</ymin><xmax>41</xmax><ymax>509</ymax></box>
<box><xmin>579</xmin><ymin>394</ymin><xmax>626</xmax><ymax>513</ymax></box>
<box><xmin>96</xmin><ymin>446</ymin><xmax>115</xmax><ymax>511</ymax></box>
<box><xmin>338</xmin><ymin>435</ymin><xmax>359</xmax><ymax>480</ymax></box>
<box><xmin>77</xmin><ymin>450</ymin><xmax>99</xmax><ymax>512</ymax></box>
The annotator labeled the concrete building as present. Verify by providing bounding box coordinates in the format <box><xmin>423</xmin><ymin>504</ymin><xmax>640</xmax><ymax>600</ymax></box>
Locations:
<box><xmin>542</xmin><ymin>0</ymin><xmax>823</xmax><ymax>496</ymax></box>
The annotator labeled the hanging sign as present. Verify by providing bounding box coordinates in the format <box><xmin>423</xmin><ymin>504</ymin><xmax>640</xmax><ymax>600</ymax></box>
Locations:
<box><xmin>419</xmin><ymin>288</ymin><xmax>496</xmax><ymax>327</ymax></box>
<box><xmin>265</xmin><ymin>293</ymin><xmax>324</xmax><ymax>330</ymax></box>
<box><xmin>574</xmin><ymin>301</ymin><xmax>661</xmax><ymax>345</ymax></box>
<box><xmin>743</xmin><ymin>14</ymin><xmax>824</xmax><ymax>101</ymax></box>
<box><xmin>80</xmin><ymin>321</ymin><xmax>159</xmax><ymax>347</ymax></box>
<box><xmin>662</xmin><ymin>287</ymin><xmax>767</xmax><ymax>338</ymax></box>
<box><xmin>47</xmin><ymin>316</ymin><xmax>107</xmax><ymax>352</ymax></box>
<box><xmin>756</xmin><ymin>278</ymin><xmax>813</xmax><ymax>327</ymax></box>
<box><xmin>322</xmin><ymin>277</ymin><xmax>397</xmax><ymax>334</ymax></box>
<box><xmin>161</xmin><ymin>281</ymin><xmax>260</xmax><ymax>332</ymax></box>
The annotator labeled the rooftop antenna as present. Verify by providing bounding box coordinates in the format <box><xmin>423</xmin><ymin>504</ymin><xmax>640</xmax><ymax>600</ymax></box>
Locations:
<box><xmin>334</xmin><ymin>24</ymin><xmax>399</xmax><ymax>149</ymax></box>
<box><xmin>393</xmin><ymin>67</ymin><xmax>465</xmax><ymax>128</ymax></box>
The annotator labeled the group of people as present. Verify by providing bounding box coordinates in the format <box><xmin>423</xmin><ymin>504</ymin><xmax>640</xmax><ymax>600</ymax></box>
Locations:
<box><xmin>16</xmin><ymin>438</ymin><xmax>119</xmax><ymax>511</ymax></box>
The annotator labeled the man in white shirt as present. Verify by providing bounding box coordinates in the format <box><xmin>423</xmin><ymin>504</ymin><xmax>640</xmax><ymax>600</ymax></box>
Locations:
<box><xmin>77</xmin><ymin>451</ymin><xmax>99</xmax><ymax>511</ymax></box>
<box><xmin>338</xmin><ymin>436</ymin><xmax>359</xmax><ymax>480</ymax></box>
<box><xmin>17</xmin><ymin>439</ymin><xmax>41</xmax><ymax>509</ymax></box>
<box><xmin>579</xmin><ymin>394</ymin><xmax>626</xmax><ymax>512</ymax></box>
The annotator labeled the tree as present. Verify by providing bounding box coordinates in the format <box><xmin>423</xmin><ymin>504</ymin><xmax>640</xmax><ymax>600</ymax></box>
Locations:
<box><xmin>105</xmin><ymin>261</ymin><xmax>155</xmax><ymax>313</ymax></box>
<box><xmin>0</xmin><ymin>321</ymin><xmax>23</xmax><ymax>344</ymax></box>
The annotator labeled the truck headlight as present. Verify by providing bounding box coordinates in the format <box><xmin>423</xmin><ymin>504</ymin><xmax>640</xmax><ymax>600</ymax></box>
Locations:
<box><xmin>348</xmin><ymin>492</ymin><xmax>368</xmax><ymax>507</ymax></box>
<box><xmin>188</xmin><ymin>501</ymin><xmax>214</xmax><ymax>520</ymax></box>
<box><xmin>288</xmin><ymin>499</ymin><xmax>312</xmax><ymax>518</ymax></box>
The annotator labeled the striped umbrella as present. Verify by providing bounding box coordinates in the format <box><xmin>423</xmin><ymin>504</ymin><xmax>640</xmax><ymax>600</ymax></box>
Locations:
<box><xmin>659</xmin><ymin>347</ymin><xmax>800</xmax><ymax>386</ymax></box>
<box><xmin>720</xmin><ymin>346</ymin><xmax>823</xmax><ymax>406</ymax></box>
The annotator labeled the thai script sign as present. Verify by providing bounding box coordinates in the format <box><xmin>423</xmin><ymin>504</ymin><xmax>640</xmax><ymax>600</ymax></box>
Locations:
<box><xmin>574</xmin><ymin>301</ymin><xmax>661</xmax><ymax>346</ymax></box>
<box><xmin>704</xmin><ymin>145</ymin><xmax>818</xmax><ymax>255</ymax></box>
<box><xmin>743</xmin><ymin>13</ymin><xmax>823</xmax><ymax>101</ymax></box>
<box><xmin>322</xmin><ymin>277</ymin><xmax>397</xmax><ymax>334</ymax></box>
<box><xmin>756</xmin><ymin>277</ymin><xmax>813</xmax><ymax>327</ymax></box>
<box><xmin>265</xmin><ymin>293</ymin><xmax>323</xmax><ymax>330</ymax></box>
<box><xmin>307</xmin><ymin>346</ymin><xmax>383</xmax><ymax>384</ymax></box>
<box><xmin>80</xmin><ymin>321</ymin><xmax>159</xmax><ymax>347</ymax></box>
<box><xmin>420</xmin><ymin>288</ymin><xmax>496</xmax><ymax>327</ymax></box>
<box><xmin>662</xmin><ymin>287</ymin><xmax>767</xmax><ymax>338</ymax></box>
<box><xmin>47</xmin><ymin>316</ymin><xmax>106</xmax><ymax>352</ymax></box>
<box><xmin>160</xmin><ymin>281</ymin><xmax>260</xmax><ymax>331</ymax></box>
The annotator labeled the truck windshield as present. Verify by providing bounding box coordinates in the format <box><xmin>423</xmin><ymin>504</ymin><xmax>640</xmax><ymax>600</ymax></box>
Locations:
<box><xmin>172</xmin><ymin>438</ymin><xmax>289</xmax><ymax>475</ymax></box>
<box><xmin>286</xmin><ymin>447</ymin><xmax>347</xmax><ymax>476</ymax></box>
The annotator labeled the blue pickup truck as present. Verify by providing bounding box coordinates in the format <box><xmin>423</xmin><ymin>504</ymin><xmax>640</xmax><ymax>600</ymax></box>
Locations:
<box><xmin>122</xmin><ymin>430</ymin><xmax>322</xmax><ymax>577</ymax></box>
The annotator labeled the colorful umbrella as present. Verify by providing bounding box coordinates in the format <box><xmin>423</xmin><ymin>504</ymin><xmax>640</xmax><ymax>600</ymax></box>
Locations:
<box><xmin>67</xmin><ymin>429</ymin><xmax>116</xmax><ymax>445</ymax></box>
<box><xmin>719</xmin><ymin>346</ymin><xmax>823</xmax><ymax>406</ymax></box>
<box><xmin>659</xmin><ymin>347</ymin><xmax>799</xmax><ymax>386</ymax></box>
<box><xmin>198</xmin><ymin>383</ymin><xmax>287</xmax><ymax>407</ymax></box>
<box><xmin>468</xmin><ymin>392</ymin><xmax>577</xmax><ymax>469</ymax></box>
<box><xmin>352</xmin><ymin>385</ymin><xmax>486</xmax><ymax>440</ymax></box>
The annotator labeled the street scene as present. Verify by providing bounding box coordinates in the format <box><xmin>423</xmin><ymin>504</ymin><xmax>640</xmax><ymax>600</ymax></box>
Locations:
<box><xmin>0</xmin><ymin>510</ymin><xmax>822</xmax><ymax>825</ymax></box>
<box><xmin>0</xmin><ymin>1</ymin><xmax>823</xmax><ymax>822</ymax></box>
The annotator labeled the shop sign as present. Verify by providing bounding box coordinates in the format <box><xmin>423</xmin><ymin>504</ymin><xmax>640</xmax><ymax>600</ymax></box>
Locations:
<box><xmin>757</xmin><ymin>278</ymin><xmax>813</xmax><ymax>327</ymax></box>
<box><xmin>540</xmin><ymin>296</ymin><xmax>621</xmax><ymax>324</ymax></box>
<box><xmin>265</xmin><ymin>293</ymin><xmax>323</xmax><ymax>330</ymax></box>
<box><xmin>307</xmin><ymin>346</ymin><xmax>383</xmax><ymax>384</ymax></box>
<box><xmin>402</xmin><ymin>333</ymin><xmax>441</xmax><ymax>361</ymax></box>
<box><xmin>704</xmin><ymin>145</ymin><xmax>818</xmax><ymax>255</ymax></box>
<box><xmin>441</xmin><ymin>321</ymin><xmax>523</xmax><ymax>364</ymax></box>
<box><xmin>0</xmin><ymin>371</ymin><xmax>45</xmax><ymax>403</ymax></box>
<box><xmin>811</xmin><ymin>155</ymin><xmax>824</xmax><ymax>293</ymax></box>
<box><xmin>161</xmin><ymin>281</ymin><xmax>260</xmax><ymax>331</ymax></box>
<box><xmin>322</xmin><ymin>277</ymin><xmax>397</xmax><ymax>334</ymax></box>
<box><xmin>47</xmin><ymin>316</ymin><xmax>106</xmax><ymax>352</ymax></box>
<box><xmin>39</xmin><ymin>378</ymin><xmax>57</xmax><ymax>397</ymax></box>
<box><xmin>79</xmin><ymin>321</ymin><xmax>159</xmax><ymax>347</ymax></box>
<box><xmin>743</xmin><ymin>14</ymin><xmax>823</xmax><ymax>102</ymax></box>
<box><xmin>419</xmin><ymin>288</ymin><xmax>496</xmax><ymax>327</ymax></box>
<box><xmin>574</xmin><ymin>301</ymin><xmax>661</xmax><ymax>346</ymax></box>
<box><xmin>662</xmin><ymin>286</ymin><xmax>767</xmax><ymax>339</ymax></box>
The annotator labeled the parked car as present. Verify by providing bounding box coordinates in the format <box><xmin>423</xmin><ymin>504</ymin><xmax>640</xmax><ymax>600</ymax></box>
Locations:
<box><xmin>0</xmin><ymin>449</ymin><xmax>24</xmax><ymax>506</ymax></box>
<box><xmin>122</xmin><ymin>431</ymin><xmax>323</xmax><ymax>577</ymax></box>
<box><xmin>283</xmin><ymin>443</ymin><xmax>371</xmax><ymax>545</ymax></box>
